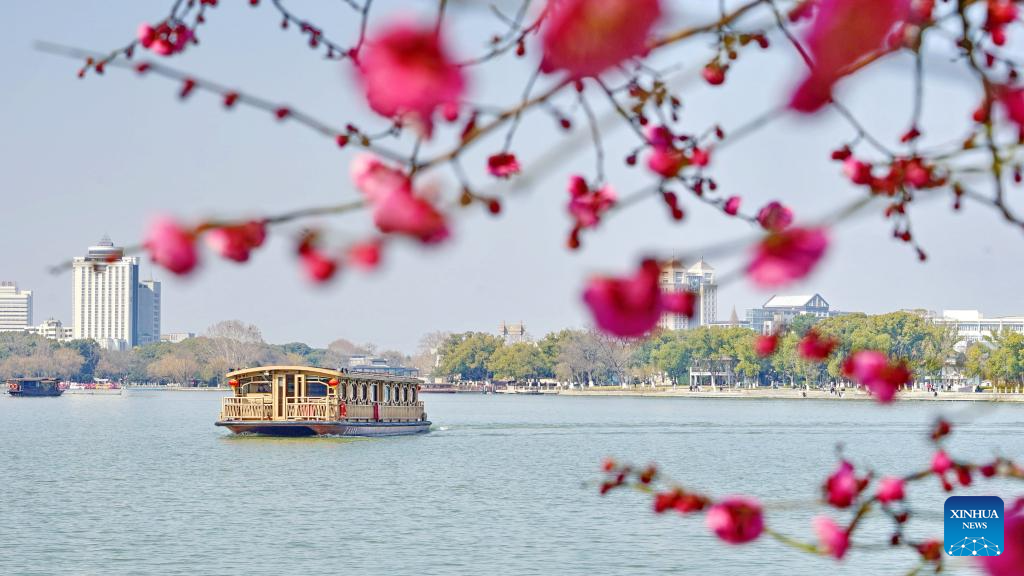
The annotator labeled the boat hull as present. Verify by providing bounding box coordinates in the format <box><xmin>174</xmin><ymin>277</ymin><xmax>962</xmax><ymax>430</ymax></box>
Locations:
<box><xmin>215</xmin><ymin>420</ymin><xmax>432</xmax><ymax>437</ymax></box>
<box><xmin>8</xmin><ymin>389</ymin><xmax>63</xmax><ymax>397</ymax></box>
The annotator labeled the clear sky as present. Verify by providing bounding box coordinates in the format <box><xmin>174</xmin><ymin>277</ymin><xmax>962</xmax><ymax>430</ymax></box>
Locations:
<box><xmin>2</xmin><ymin>1</ymin><xmax>1022</xmax><ymax>352</ymax></box>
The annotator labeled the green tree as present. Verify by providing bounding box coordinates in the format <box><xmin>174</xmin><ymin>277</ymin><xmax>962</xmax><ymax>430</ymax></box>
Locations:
<box><xmin>61</xmin><ymin>339</ymin><xmax>101</xmax><ymax>381</ymax></box>
<box><xmin>488</xmin><ymin>343</ymin><xmax>549</xmax><ymax>382</ymax></box>
<box><xmin>984</xmin><ymin>331</ymin><xmax>1024</xmax><ymax>387</ymax></box>
<box><xmin>436</xmin><ymin>332</ymin><xmax>503</xmax><ymax>381</ymax></box>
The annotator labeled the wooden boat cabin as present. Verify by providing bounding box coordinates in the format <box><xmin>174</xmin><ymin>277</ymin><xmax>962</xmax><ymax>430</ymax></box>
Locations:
<box><xmin>7</xmin><ymin>378</ymin><xmax>63</xmax><ymax>397</ymax></box>
<box><xmin>215</xmin><ymin>366</ymin><xmax>430</xmax><ymax>437</ymax></box>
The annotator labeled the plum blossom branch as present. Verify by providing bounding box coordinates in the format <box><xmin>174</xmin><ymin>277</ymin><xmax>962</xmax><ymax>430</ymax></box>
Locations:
<box><xmin>37</xmin><ymin>0</ymin><xmax>1024</xmax><ymax>338</ymax></box>
<box><xmin>37</xmin><ymin>41</ymin><xmax>408</xmax><ymax>165</ymax></box>
<box><xmin>46</xmin><ymin>198</ymin><xmax>367</xmax><ymax>274</ymax></box>
<box><xmin>598</xmin><ymin>419</ymin><xmax>1024</xmax><ymax>573</ymax></box>
<box><xmin>577</xmin><ymin>91</ymin><xmax>605</xmax><ymax>184</ymax></box>
<box><xmin>267</xmin><ymin>0</ymin><xmax>369</xmax><ymax>60</ymax></box>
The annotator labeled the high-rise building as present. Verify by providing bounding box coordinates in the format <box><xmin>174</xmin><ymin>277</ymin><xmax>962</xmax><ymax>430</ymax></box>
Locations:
<box><xmin>138</xmin><ymin>279</ymin><xmax>161</xmax><ymax>346</ymax></box>
<box><xmin>72</xmin><ymin>236</ymin><xmax>161</xmax><ymax>350</ymax></box>
<box><xmin>0</xmin><ymin>282</ymin><xmax>33</xmax><ymax>332</ymax></box>
<box><xmin>658</xmin><ymin>259</ymin><xmax>718</xmax><ymax>331</ymax></box>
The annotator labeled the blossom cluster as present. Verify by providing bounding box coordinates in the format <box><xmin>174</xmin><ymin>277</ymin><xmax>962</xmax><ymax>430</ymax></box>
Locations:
<box><xmin>599</xmin><ymin>419</ymin><xmax>1024</xmax><ymax>574</ymax></box>
<box><xmin>63</xmin><ymin>0</ymin><xmax>1019</xmax><ymax>337</ymax></box>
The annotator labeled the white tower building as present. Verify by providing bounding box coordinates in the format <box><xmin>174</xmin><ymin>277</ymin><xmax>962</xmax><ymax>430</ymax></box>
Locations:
<box><xmin>0</xmin><ymin>282</ymin><xmax>33</xmax><ymax>332</ymax></box>
<box><xmin>72</xmin><ymin>236</ymin><xmax>161</xmax><ymax>350</ymax></box>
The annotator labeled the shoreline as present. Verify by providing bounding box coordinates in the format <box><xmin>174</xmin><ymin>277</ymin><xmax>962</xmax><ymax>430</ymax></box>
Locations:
<box><xmin>556</xmin><ymin>388</ymin><xmax>1024</xmax><ymax>402</ymax></box>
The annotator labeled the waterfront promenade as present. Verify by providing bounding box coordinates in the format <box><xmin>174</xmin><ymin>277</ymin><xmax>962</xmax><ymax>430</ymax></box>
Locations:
<box><xmin>559</xmin><ymin>386</ymin><xmax>1024</xmax><ymax>402</ymax></box>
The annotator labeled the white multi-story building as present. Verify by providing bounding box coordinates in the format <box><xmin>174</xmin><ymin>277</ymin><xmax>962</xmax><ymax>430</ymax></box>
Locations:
<box><xmin>931</xmin><ymin>310</ymin><xmax>1024</xmax><ymax>348</ymax></box>
<box><xmin>0</xmin><ymin>282</ymin><xmax>32</xmax><ymax>332</ymax></box>
<box><xmin>28</xmin><ymin>318</ymin><xmax>73</xmax><ymax>341</ymax></box>
<box><xmin>161</xmin><ymin>332</ymin><xmax>195</xmax><ymax>344</ymax></box>
<box><xmin>746</xmin><ymin>294</ymin><xmax>840</xmax><ymax>334</ymax></box>
<box><xmin>658</xmin><ymin>259</ymin><xmax>718</xmax><ymax>331</ymax></box>
<box><xmin>72</xmin><ymin>236</ymin><xmax>161</xmax><ymax>350</ymax></box>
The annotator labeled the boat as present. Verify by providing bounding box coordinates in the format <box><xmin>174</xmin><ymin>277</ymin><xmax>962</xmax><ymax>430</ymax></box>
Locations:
<box><xmin>215</xmin><ymin>366</ymin><xmax>431</xmax><ymax>437</ymax></box>
<box><xmin>65</xmin><ymin>380</ymin><xmax>123</xmax><ymax>395</ymax></box>
<box><xmin>7</xmin><ymin>378</ymin><xmax>64</xmax><ymax>397</ymax></box>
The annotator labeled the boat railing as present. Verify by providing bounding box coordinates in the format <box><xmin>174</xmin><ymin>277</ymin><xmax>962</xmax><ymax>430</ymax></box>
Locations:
<box><xmin>220</xmin><ymin>396</ymin><xmax>272</xmax><ymax>421</ymax></box>
<box><xmin>345</xmin><ymin>402</ymin><xmax>374</xmax><ymax>420</ymax></box>
<box><xmin>286</xmin><ymin>397</ymin><xmax>338</xmax><ymax>420</ymax></box>
<box><xmin>220</xmin><ymin>396</ymin><xmax>425</xmax><ymax>422</ymax></box>
<box><xmin>378</xmin><ymin>404</ymin><xmax>424</xmax><ymax>421</ymax></box>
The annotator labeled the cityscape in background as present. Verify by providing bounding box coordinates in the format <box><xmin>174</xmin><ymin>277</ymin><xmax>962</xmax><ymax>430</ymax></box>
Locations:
<box><xmin>1</xmin><ymin>237</ymin><xmax>173</xmax><ymax>351</ymax></box>
<box><xmin>2</xmin><ymin>252</ymin><xmax>1024</xmax><ymax>356</ymax></box>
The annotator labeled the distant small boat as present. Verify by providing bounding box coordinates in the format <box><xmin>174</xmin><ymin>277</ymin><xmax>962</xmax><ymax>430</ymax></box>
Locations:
<box><xmin>7</xmin><ymin>378</ymin><xmax>63</xmax><ymax>397</ymax></box>
<box><xmin>215</xmin><ymin>366</ymin><xmax>431</xmax><ymax>437</ymax></box>
<box><xmin>65</xmin><ymin>381</ymin><xmax>123</xmax><ymax>396</ymax></box>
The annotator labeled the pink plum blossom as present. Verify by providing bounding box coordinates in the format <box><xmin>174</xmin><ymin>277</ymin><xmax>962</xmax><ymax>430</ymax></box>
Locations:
<box><xmin>581</xmin><ymin>259</ymin><xmax>698</xmax><ymax>338</ymax></box>
<box><xmin>756</xmin><ymin>201</ymin><xmax>794</xmax><ymax>231</ymax></box>
<box><xmin>723</xmin><ymin>196</ymin><xmax>741</xmax><ymax>216</ymax></box>
<box><xmin>144</xmin><ymin>216</ymin><xmax>198</xmax><ymax>275</ymax></box>
<box><xmin>540</xmin><ymin>0</ymin><xmax>662</xmax><ymax>79</ymax></box>
<box><xmin>567</xmin><ymin>176</ymin><xmax>616</xmax><ymax>248</ymax></box>
<box><xmin>487</xmin><ymin>153</ymin><xmax>521</xmax><ymax>179</ymax></box>
<box><xmin>746</xmin><ymin>227</ymin><xmax>828</xmax><ymax>287</ymax></box>
<box><xmin>351</xmin><ymin>153</ymin><xmax>411</xmax><ymax>203</ymax></box>
<box><xmin>814</xmin><ymin>516</ymin><xmax>851</xmax><ymax>560</ymax></box>
<box><xmin>998</xmin><ymin>86</ymin><xmax>1024</xmax><ymax>129</ymax></box>
<box><xmin>981</xmin><ymin>502</ymin><xmax>1024</xmax><ymax>575</ymax></box>
<box><xmin>372</xmin><ymin>186</ymin><xmax>450</xmax><ymax>244</ymax></box>
<box><xmin>582</xmin><ymin>259</ymin><xmax>662</xmax><ymax>338</ymax></box>
<box><xmin>356</xmin><ymin>23</ymin><xmax>465</xmax><ymax>135</ymax></box>
<box><xmin>297</xmin><ymin>235</ymin><xmax>337</xmax><ymax>283</ymax></box>
<box><xmin>137</xmin><ymin>22</ymin><xmax>193</xmax><ymax>56</ymax></box>
<box><xmin>823</xmin><ymin>460</ymin><xmax>866</xmax><ymax>508</ymax></box>
<box><xmin>300</xmin><ymin>249</ymin><xmax>337</xmax><ymax>283</ymax></box>
<box><xmin>662</xmin><ymin>291</ymin><xmax>696</xmax><ymax>317</ymax></box>
<box><xmin>754</xmin><ymin>333</ymin><xmax>779</xmax><ymax>357</ymax></box>
<box><xmin>204</xmin><ymin>221</ymin><xmax>266</xmax><ymax>263</ymax></box>
<box><xmin>842</xmin><ymin>350</ymin><xmax>912</xmax><ymax>403</ymax></box>
<box><xmin>789</xmin><ymin>0</ymin><xmax>911</xmax><ymax>113</ymax></box>
<box><xmin>799</xmin><ymin>330</ymin><xmax>838</xmax><ymax>361</ymax></box>
<box><xmin>931</xmin><ymin>450</ymin><xmax>953</xmax><ymax>474</ymax></box>
<box><xmin>347</xmin><ymin>239</ymin><xmax>383</xmax><ymax>270</ymax></box>
<box><xmin>705</xmin><ymin>497</ymin><xmax>764</xmax><ymax>544</ymax></box>
<box><xmin>875</xmin><ymin>476</ymin><xmax>906</xmax><ymax>504</ymax></box>
<box><xmin>350</xmin><ymin>155</ymin><xmax>450</xmax><ymax>244</ymax></box>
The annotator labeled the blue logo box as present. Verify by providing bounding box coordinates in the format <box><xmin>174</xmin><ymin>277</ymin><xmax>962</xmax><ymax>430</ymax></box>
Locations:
<box><xmin>944</xmin><ymin>496</ymin><xmax>1004</xmax><ymax>557</ymax></box>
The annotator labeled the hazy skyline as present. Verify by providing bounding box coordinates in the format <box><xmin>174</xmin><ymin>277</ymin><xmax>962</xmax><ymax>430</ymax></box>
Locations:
<box><xmin>3</xmin><ymin>1</ymin><xmax>1022</xmax><ymax>352</ymax></box>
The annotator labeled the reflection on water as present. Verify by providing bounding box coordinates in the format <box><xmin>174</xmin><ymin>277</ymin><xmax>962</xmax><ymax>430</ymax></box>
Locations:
<box><xmin>0</xmin><ymin>392</ymin><xmax>1018</xmax><ymax>575</ymax></box>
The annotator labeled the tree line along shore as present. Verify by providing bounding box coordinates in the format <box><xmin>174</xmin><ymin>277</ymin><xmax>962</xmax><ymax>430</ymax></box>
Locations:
<box><xmin>433</xmin><ymin>311</ymin><xmax>1024</xmax><ymax>392</ymax></box>
<box><xmin>2</xmin><ymin>312</ymin><xmax>1023</xmax><ymax>395</ymax></box>
<box><xmin>0</xmin><ymin>321</ymin><xmax>422</xmax><ymax>386</ymax></box>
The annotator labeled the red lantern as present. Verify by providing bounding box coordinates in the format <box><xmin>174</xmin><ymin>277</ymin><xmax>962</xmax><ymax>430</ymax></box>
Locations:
<box><xmin>228</xmin><ymin>379</ymin><xmax>239</xmax><ymax>388</ymax></box>
<box><xmin>327</xmin><ymin>378</ymin><xmax>340</xmax><ymax>387</ymax></box>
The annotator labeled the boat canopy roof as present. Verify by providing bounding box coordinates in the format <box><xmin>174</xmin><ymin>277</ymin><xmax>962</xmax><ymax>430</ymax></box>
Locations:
<box><xmin>225</xmin><ymin>365</ymin><xmax>420</xmax><ymax>385</ymax></box>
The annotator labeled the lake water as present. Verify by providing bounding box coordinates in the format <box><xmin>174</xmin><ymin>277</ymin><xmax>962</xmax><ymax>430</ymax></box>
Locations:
<box><xmin>1</xmin><ymin>392</ymin><xmax>1020</xmax><ymax>575</ymax></box>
